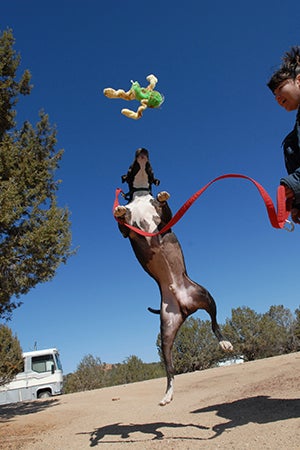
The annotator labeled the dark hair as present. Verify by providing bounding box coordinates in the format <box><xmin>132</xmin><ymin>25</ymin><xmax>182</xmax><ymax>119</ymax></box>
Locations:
<box><xmin>121</xmin><ymin>148</ymin><xmax>160</xmax><ymax>201</ymax></box>
<box><xmin>135</xmin><ymin>147</ymin><xmax>149</xmax><ymax>159</ymax></box>
<box><xmin>267</xmin><ymin>46</ymin><xmax>300</xmax><ymax>93</ymax></box>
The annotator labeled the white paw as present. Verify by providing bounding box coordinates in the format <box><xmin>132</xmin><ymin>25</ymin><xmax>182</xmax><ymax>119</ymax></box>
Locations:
<box><xmin>159</xmin><ymin>384</ymin><xmax>173</xmax><ymax>406</ymax></box>
<box><xmin>219</xmin><ymin>340</ymin><xmax>233</xmax><ymax>352</ymax></box>
<box><xmin>159</xmin><ymin>392</ymin><xmax>173</xmax><ymax>406</ymax></box>
<box><xmin>157</xmin><ymin>191</ymin><xmax>170</xmax><ymax>202</ymax></box>
<box><xmin>114</xmin><ymin>205</ymin><xmax>127</xmax><ymax>218</ymax></box>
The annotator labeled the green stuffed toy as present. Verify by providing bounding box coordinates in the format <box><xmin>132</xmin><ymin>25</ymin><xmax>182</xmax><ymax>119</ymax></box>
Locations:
<box><xmin>103</xmin><ymin>74</ymin><xmax>164</xmax><ymax>120</ymax></box>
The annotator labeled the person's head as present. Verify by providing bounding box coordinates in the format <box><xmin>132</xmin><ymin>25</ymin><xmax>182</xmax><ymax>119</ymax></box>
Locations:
<box><xmin>267</xmin><ymin>46</ymin><xmax>300</xmax><ymax>111</ymax></box>
<box><xmin>135</xmin><ymin>147</ymin><xmax>149</xmax><ymax>162</ymax></box>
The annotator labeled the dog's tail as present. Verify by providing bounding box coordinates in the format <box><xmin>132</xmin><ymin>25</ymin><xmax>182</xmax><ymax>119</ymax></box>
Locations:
<box><xmin>148</xmin><ymin>307</ymin><xmax>160</xmax><ymax>315</ymax></box>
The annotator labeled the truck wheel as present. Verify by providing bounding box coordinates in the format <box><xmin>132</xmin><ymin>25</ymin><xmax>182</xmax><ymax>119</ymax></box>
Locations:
<box><xmin>38</xmin><ymin>391</ymin><xmax>51</xmax><ymax>399</ymax></box>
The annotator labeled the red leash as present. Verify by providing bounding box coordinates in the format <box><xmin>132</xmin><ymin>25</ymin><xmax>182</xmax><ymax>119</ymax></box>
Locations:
<box><xmin>113</xmin><ymin>173</ymin><xmax>293</xmax><ymax>236</ymax></box>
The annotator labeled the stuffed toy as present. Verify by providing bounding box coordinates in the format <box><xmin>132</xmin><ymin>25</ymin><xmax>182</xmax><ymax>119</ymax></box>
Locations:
<box><xmin>103</xmin><ymin>74</ymin><xmax>164</xmax><ymax>120</ymax></box>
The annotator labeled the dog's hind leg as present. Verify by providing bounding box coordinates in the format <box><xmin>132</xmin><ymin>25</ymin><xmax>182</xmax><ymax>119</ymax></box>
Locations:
<box><xmin>209</xmin><ymin>310</ymin><xmax>233</xmax><ymax>352</ymax></box>
<box><xmin>159</xmin><ymin>307</ymin><xmax>185</xmax><ymax>406</ymax></box>
<box><xmin>192</xmin><ymin>286</ymin><xmax>233</xmax><ymax>352</ymax></box>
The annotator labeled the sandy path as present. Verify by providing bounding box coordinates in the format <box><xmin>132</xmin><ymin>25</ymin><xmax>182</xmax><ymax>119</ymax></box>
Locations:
<box><xmin>0</xmin><ymin>352</ymin><xmax>299</xmax><ymax>449</ymax></box>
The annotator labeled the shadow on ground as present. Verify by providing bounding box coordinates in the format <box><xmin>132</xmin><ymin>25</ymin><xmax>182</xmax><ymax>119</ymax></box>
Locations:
<box><xmin>0</xmin><ymin>398</ymin><xmax>60</xmax><ymax>422</ymax></box>
<box><xmin>81</xmin><ymin>422</ymin><xmax>209</xmax><ymax>446</ymax></box>
<box><xmin>191</xmin><ymin>395</ymin><xmax>300</xmax><ymax>439</ymax></box>
<box><xmin>82</xmin><ymin>395</ymin><xmax>300</xmax><ymax>446</ymax></box>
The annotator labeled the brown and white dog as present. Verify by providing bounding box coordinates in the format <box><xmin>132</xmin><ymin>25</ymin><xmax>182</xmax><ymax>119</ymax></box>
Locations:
<box><xmin>114</xmin><ymin>148</ymin><xmax>233</xmax><ymax>406</ymax></box>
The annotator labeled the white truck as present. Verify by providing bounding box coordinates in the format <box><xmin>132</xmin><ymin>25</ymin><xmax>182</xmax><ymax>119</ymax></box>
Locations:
<box><xmin>0</xmin><ymin>348</ymin><xmax>63</xmax><ymax>405</ymax></box>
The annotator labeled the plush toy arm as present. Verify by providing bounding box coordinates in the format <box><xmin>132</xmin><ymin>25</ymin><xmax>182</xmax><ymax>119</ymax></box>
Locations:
<box><xmin>103</xmin><ymin>87</ymin><xmax>135</xmax><ymax>100</ymax></box>
<box><xmin>146</xmin><ymin>74</ymin><xmax>158</xmax><ymax>90</ymax></box>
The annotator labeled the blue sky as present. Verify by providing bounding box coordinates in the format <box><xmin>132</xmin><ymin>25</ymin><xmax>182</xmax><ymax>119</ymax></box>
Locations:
<box><xmin>1</xmin><ymin>1</ymin><xmax>300</xmax><ymax>374</ymax></box>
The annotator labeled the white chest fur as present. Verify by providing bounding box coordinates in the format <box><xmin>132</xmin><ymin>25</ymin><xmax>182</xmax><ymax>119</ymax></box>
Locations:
<box><xmin>127</xmin><ymin>194</ymin><xmax>159</xmax><ymax>234</ymax></box>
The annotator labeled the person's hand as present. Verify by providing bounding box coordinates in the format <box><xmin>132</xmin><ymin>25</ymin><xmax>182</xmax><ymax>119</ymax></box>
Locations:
<box><xmin>282</xmin><ymin>185</ymin><xmax>295</xmax><ymax>211</ymax></box>
<box><xmin>291</xmin><ymin>208</ymin><xmax>300</xmax><ymax>224</ymax></box>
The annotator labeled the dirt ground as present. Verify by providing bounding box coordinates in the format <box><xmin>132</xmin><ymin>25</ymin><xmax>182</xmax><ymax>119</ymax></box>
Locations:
<box><xmin>0</xmin><ymin>352</ymin><xmax>299</xmax><ymax>449</ymax></box>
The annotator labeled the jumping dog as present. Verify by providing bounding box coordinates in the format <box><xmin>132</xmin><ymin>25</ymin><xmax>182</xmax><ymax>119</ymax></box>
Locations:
<box><xmin>114</xmin><ymin>148</ymin><xmax>233</xmax><ymax>406</ymax></box>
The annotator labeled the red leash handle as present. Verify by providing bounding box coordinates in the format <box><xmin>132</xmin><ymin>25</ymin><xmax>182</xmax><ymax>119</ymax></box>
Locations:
<box><xmin>113</xmin><ymin>174</ymin><xmax>292</xmax><ymax>236</ymax></box>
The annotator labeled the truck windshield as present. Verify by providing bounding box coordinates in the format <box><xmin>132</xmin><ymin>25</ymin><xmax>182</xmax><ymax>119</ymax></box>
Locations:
<box><xmin>54</xmin><ymin>353</ymin><xmax>62</xmax><ymax>371</ymax></box>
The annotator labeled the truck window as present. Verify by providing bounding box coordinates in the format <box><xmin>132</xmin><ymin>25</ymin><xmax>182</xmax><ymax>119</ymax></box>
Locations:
<box><xmin>32</xmin><ymin>354</ymin><xmax>54</xmax><ymax>373</ymax></box>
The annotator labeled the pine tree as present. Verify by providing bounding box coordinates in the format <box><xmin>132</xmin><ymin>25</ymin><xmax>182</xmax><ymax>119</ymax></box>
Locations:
<box><xmin>0</xmin><ymin>324</ymin><xmax>23</xmax><ymax>386</ymax></box>
<box><xmin>0</xmin><ymin>29</ymin><xmax>73</xmax><ymax>318</ymax></box>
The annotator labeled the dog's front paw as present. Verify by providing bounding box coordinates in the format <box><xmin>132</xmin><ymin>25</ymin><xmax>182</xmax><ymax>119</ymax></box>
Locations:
<box><xmin>114</xmin><ymin>205</ymin><xmax>127</xmax><ymax>218</ymax></box>
<box><xmin>157</xmin><ymin>191</ymin><xmax>170</xmax><ymax>203</ymax></box>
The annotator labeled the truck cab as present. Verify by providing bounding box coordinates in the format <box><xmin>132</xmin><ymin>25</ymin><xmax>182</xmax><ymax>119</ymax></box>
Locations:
<box><xmin>0</xmin><ymin>348</ymin><xmax>63</xmax><ymax>405</ymax></box>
